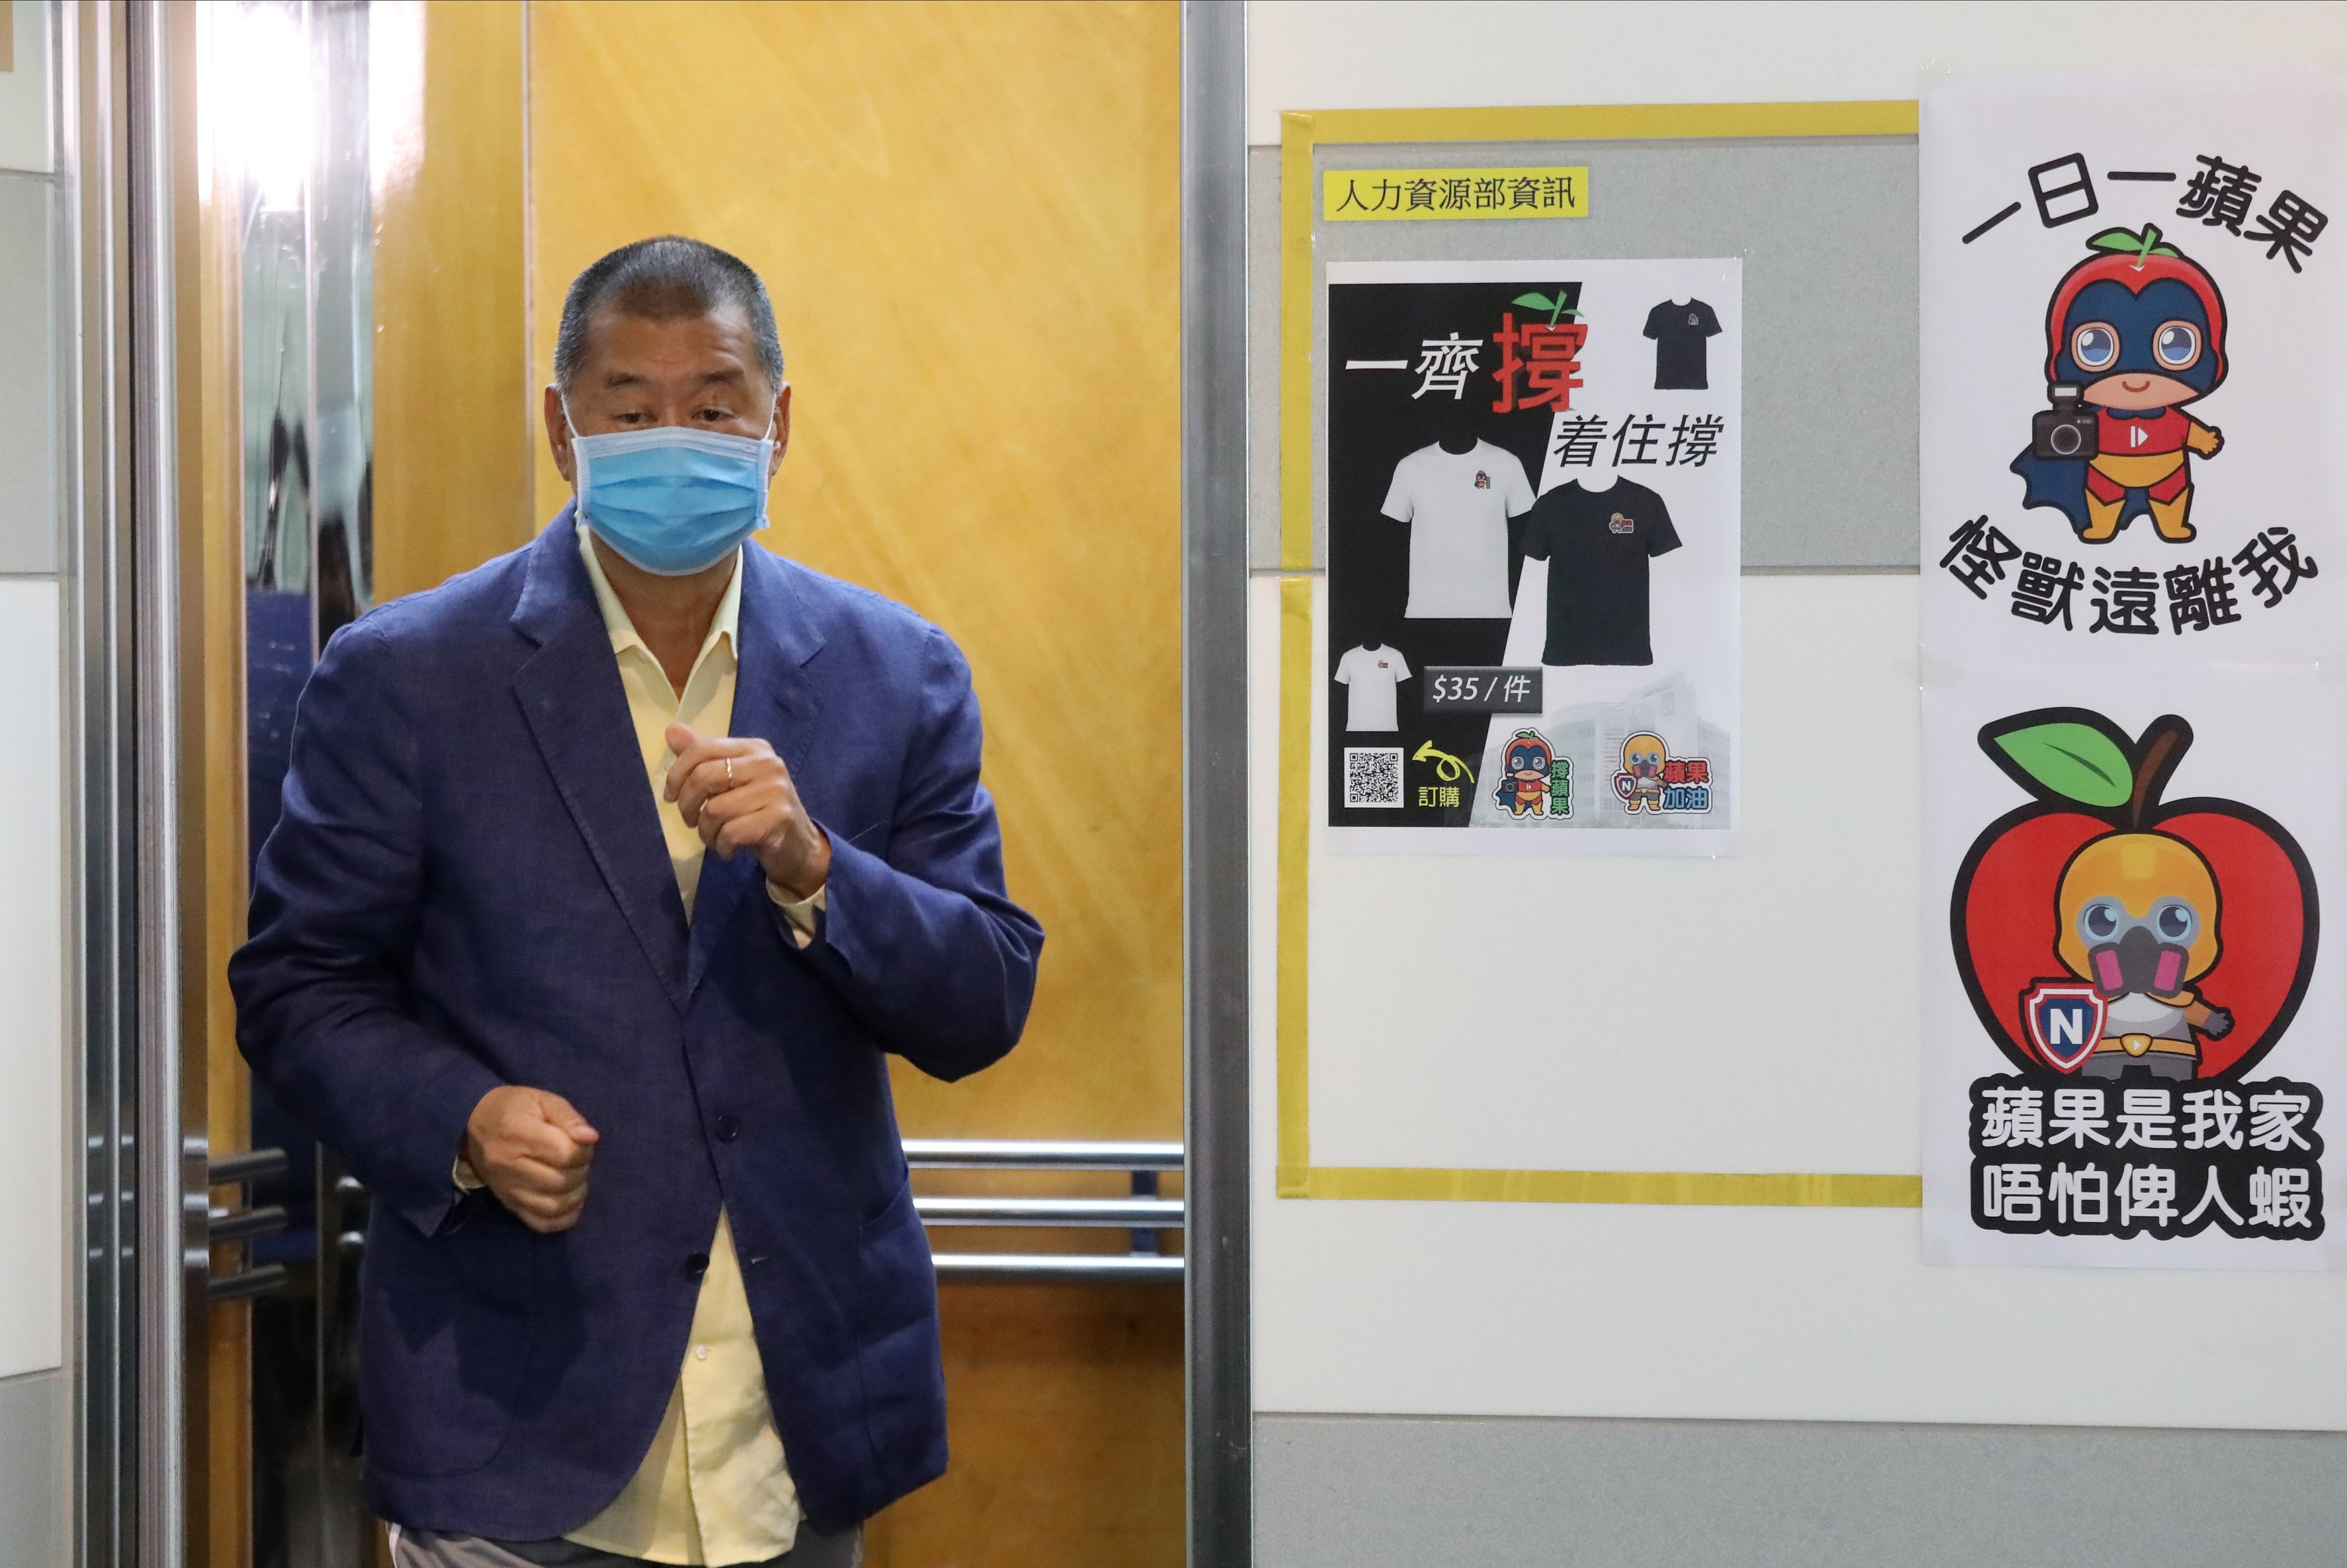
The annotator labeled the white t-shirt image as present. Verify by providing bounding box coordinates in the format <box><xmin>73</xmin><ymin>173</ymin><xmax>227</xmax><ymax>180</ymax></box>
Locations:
<box><xmin>1379</xmin><ymin>440</ymin><xmax>1535</xmax><ymax>618</ymax></box>
<box><xmin>1334</xmin><ymin>644</ymin><xmax>1412</xmax><ymax>731</ymax></box>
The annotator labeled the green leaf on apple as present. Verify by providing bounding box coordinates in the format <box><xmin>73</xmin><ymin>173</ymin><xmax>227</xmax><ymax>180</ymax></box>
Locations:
<box><xmin>1989</xmin><ymin>722</ymin><xmax>2132</xmax><ymax>809</ymax></box>
<box><xmin>2086</xmin><ymin>223</ymin><xmax>2184</xmax><ymax>262</ymax></box>
<box><xmin>1511</xmin><ymin>291</ymin><xmax>1580</xmax><ymax>326</ymax></box>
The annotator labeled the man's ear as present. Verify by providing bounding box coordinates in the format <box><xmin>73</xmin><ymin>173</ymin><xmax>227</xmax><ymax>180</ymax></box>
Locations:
<box><xmin>768</xmin><ymin>383</ymin><xmax>794</xmax><ymax>476</ymax></box>
<box><xmin>544</xmin><ymin>384</ymin><xmax>578</xmax><ymax>484</ymax></box>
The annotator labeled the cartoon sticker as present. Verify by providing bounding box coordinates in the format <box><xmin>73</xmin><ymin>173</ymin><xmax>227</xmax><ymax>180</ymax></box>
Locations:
<box><xmin>2012</xmin><ymin>226</ymin><xmax>2228</xmax><ymax>545</ymax></box>
<box><xmin>1495</xmin><ymin>727</ymin><xmax>1565</xmax><ymax>819</ymax></box>
<box><xmin>1928</xmin><ymin>110</ymin><xmax>2333</xmax><ymax>646</ymax></box>
<box><xmin>1949</xmin><ymin>705</ymin><xmax>2323</xmax><ymax>1240</ymax></box>
<box><xmin>1611</xmin><ymin>732</ymin><xmax>1713</xmax><ymax>814</ymax></box>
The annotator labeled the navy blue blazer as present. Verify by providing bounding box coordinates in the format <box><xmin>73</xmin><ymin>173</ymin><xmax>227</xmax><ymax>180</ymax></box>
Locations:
<box><xmin>229</xmin><ymin>507</ymin><xmax>1044</xmax><ymax>1538</ymax></box>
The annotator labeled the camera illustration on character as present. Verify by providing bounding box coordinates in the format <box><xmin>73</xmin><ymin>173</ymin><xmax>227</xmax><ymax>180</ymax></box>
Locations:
<box><xmin>2012</xmin><ymin>225</ymin><xmax>2228</xmax><ymax>545</ymax></box>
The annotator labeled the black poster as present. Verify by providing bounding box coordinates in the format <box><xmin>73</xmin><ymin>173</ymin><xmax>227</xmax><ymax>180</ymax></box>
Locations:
<box><xmin>1323</xmin><ymin>260</ymin><xmax>1743</xmax><ymax>852</ymax></box>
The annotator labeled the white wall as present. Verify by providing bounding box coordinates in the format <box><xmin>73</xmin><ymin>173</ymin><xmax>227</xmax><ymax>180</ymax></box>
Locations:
<box><xmin>0</xmin><ymin>0</ymin><xmax>53</xmax><ymax>175</ymax></box>
<box><xmin>0</xmin><ymin>582</ymin><xmax>64</xmax><ymax>1381</ymax></box>
<box><xmin>1248</xmin><ymin>1</ymin><xmax>2347</xmax><ymax>146</ymax></box>
<box><xmin>0</xmin><ymin>0</ymin><xmax>65</xmax><ymax>1387</ymax></box>
<box><xmin>1253</xmin><ymin>577</ymin><xmax>2347</xmax><ymax>1430</ymax></box>
<box><xmin>1248</xmin><ymin>0</ymin><xmax>2347</xmax><ymax>1432</ymax></box>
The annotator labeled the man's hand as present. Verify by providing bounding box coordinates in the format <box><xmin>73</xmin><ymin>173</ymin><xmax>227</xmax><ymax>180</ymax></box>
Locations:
<box><xmin>664</xmin><ymin>722</ymin><xmax>831</xmax><ymax>900</ymax></box>
<box><xmin>464</xmin><ymin>1086</ymin><xmax>600</xmax><ymax>1234</ymax></box>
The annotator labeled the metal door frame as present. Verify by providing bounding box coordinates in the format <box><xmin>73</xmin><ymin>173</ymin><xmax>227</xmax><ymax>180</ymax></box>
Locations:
<box><xmin>62</xmin><ymin>1</ymin><xmax>199</xmax><ymax>1562</ymax></box>
<box><xmin>59</xmin><ymin>6</ymin><xmax>1253</xmax><ymax>1564</ymax></box>
<box><xmin>1181</xmin><ymin>3</ymin><xmax>1252</xmax><ymax>1565</ymax></box>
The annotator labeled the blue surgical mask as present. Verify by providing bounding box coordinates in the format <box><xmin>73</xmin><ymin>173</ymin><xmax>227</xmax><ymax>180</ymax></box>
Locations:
<box><xmin>565</xmin><ymin>399</ymin><xmax>777</xmax><ymax>576</ymax></box>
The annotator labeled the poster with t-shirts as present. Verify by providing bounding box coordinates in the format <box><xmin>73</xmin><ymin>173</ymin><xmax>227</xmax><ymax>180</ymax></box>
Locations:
<box><xmin>1920</xmin><ymin>70</ymin><xmax>2347</xmax><ymax>1269</ymax></box>
<box><xmin>1324</xmin><ymin>258</ymin><xmax>1741</xmax><ymax>855</ymax></box>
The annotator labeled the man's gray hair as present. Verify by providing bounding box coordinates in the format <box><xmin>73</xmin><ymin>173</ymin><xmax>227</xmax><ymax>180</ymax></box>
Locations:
<box><xmin>553</xmin><ymin>235</ymin><xmax>785</xmax><ymax>391</ymax></box>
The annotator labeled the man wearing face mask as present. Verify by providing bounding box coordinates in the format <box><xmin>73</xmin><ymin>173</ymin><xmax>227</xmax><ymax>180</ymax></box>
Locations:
<box><xmin>231</xmin><ymin>236</ymin><xmax>1045</xmax><ymax>1567</ymax></box>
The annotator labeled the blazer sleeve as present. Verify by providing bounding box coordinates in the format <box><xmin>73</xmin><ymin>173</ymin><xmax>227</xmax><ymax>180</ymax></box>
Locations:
<box><xmin>229</xmin><ymin>619</ymin><xmax>506</xmax><ymax>1238</ymax></box>
<box><xmin>792</xmin><ymin>625</ymin><xmax>1045</xmax><ymax>1081</ymax></box>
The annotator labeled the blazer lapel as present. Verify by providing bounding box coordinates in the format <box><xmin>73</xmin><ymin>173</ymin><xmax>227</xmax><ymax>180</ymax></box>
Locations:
<box><xmin>686</xmin><ymin>544</ymin><xmax>828</xmax><ymax>999</ymax></box>
<box><xmin>512</xmin><ymin>508</ymin><xmax>693</xmax><ymax>1012</ymax></box>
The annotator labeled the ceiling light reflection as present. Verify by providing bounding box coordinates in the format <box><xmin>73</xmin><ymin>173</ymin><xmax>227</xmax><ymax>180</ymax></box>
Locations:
<box><xmin>216</xmin><ymin>2</ymin><xmax>311</xmax><ymax>213</ymax></box>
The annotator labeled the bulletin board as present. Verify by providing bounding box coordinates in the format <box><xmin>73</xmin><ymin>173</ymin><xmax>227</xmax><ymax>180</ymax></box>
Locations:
<box><xmin>1277</xmin><ymin>101</ymin><xmax>1921</xmax><ymax>1205</ymax></box>
<box><xmin>1257</xmin><ymin>100</ymin><xmax>2347</xmax><ymax>1434</ymax></box>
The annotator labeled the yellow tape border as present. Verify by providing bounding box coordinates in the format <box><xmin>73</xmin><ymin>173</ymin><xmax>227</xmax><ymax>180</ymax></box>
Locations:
<box><xmin>1305</xmin><ymin>1169</ymin><xmax>1925</xmax><ymax>1209</ymax></box>
<box><xmin>1276</xmin><ymin>100</ymin><xmax>1922</xmax><ymax>1208</ymax></box>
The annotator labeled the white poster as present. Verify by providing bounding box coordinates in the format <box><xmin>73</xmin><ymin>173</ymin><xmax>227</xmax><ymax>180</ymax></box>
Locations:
<box><xmin>1324</xmin><ymin>258</ymin><xmax>1742</xmax><ymax>856</ymax></box>
<box><xmin>1921</xmin><ymin>70</ymin><xmax>2347</xmax><ymax>1267</ymax></box>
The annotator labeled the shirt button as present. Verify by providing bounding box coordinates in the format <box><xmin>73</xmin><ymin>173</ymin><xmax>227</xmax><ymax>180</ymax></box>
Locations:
<box><xmin>684</xmin><ymin>1252</ymin><xmax>709</xmax><ymax>1279</ymax></box>
<box><xmin>712</xmin><ymin>1115</ymin><xmax>741</xmax><ymax>1143</ymax></box>
<box><xmin>693</xmin><ymin>1344</ymin><xmax>711</xmax><ymax>1361</ymax></box>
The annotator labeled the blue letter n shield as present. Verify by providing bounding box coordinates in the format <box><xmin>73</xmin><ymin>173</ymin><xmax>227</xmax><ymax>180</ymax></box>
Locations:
<box><xmin>2023</xmin><ymin>981</ymin><xmax>2107</xmax><ymax>1073</ymax></box>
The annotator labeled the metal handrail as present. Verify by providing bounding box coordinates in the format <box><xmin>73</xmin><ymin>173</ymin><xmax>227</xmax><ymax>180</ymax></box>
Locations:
<box><xmin>904</xmin><ymin>1139</ymin><xmax>1183</xmax><ymax>1171</ymax></box>
<box><xmin>208</xmin><ymin>1204</ymin><xmax>289</xmax><ymax>1245</ymax></box>
<box><xmin>916</xmin><ymin>1195</ymin><xmax>1183</xmax><ymax>1228</ymax></box>
<box><xmin>207</xmin><ymin>1146</ymin><xmax>289</xmax><ymax>1187</ymax></box>
<box><xmin>202</xmin><ymin>1142</ymin><xmax>1192</xmax><ymax>1293</ymax></box>
<box><xmin>932</xmin><ymin>1254</ymin><xmax>1184</xmax><ymax>1281</ymax></box>
<box><xmin>207</xmin><ymin>1147</ymin><xmax>293</xmax><ymax>1302</ymax></box>
<box><xmin>908</xmin><ymin>1139</ymin><xmax>1186</xmax><ymax>1282</ymax></box>
<box><xmin>208</xmin><ymin>1264</ymin><xmax>290</xmax><ymax>1303</ymax></box>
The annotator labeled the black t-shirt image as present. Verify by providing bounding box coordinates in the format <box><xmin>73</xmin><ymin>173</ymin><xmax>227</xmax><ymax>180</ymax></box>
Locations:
<box><xmin>1644</xmin><ymin>297</ymin><xmax>1722</xmax><ymax>390</ymax></box>
<box><xmin>1519</xmin><ymin>479</ymin><xmax>1683</xmax><ymax>666</ymax></box>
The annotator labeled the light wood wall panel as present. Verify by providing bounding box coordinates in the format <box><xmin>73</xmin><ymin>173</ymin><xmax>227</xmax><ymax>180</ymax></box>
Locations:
<box><xmin>529</xmin><ymin>6</ymin><xmax>1184</xmax><ymax>1564</ymax></box>
<box><xmin>371</xmin><ymin>0</ymin><xmax>532</xmax><ymax>604</ymax></box>
<box><xmin>528</xmin><ymin>1</ymin><xmax>1184</xmax><ymax>1142</ymax></box>
<box><xmin>188</xmin><ymin>2</ymin><xmax>250</xmax><ymax>1558</ymax></box>
<box><xmin>873</xmin><ymin>1282</ymin><xmax>1185</xmax><ymax>1567</ymax></box>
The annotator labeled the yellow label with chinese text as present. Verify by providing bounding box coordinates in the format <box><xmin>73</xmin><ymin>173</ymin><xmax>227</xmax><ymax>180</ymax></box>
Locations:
<box><xmin>1322</xmin><ymin>167</ymin><xmax>1589</xmax><ymax>221</ymax></box>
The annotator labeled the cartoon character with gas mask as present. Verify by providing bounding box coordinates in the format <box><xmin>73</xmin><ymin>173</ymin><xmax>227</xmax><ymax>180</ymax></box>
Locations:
<box><xmin>1614</xmin><ymin>732</ymin><xmax>1667</xmax><ymax>813</ymax></box>
<box><xmin>2011</xmin><ymin>225</ymin><xmax>2228</xmax><ymax>544</ymax></box>
<box><xmin>2056</xmin><ymin>798</ymin><xmax>2236</xmax><ymax>1082</ymax></box>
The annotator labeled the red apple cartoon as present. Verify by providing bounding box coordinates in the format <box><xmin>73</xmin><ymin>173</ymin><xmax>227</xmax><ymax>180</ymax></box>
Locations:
<box><xmin>1952</xmin><ymin>707</ymin><xmax>2318</xmax><ymax>1081</ymax></box>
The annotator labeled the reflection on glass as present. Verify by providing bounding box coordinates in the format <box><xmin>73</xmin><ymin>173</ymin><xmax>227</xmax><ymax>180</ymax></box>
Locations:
<box><xmin>218</xmin><ymin>3</ymin><xmax>378</xmax><ymax>1563</ymax></box>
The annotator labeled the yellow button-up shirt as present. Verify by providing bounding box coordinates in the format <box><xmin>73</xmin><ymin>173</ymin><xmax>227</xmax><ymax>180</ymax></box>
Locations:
<box><xmin>558</xmin><ymin>528</ymin><xmax>818</xmax><ymax>1565</ymax></box>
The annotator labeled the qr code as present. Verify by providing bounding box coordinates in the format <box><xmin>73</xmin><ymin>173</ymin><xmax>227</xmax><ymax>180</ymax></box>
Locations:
<box><xmin>1343</xmin><ymin>747</ymin><xmax>1404</xmax><ymax>808</ymax></box>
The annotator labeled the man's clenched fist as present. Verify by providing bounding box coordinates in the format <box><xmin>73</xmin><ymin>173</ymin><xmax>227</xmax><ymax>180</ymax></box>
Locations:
<box><xmin>464</xmin><ymin>1085</ymin><xmax>600</xmax><ymax>1234</ymax></box>
<box><xmin>664</xmin><ymin>722</ymin><xmax>830</xmax><ymax>900</ymax></box>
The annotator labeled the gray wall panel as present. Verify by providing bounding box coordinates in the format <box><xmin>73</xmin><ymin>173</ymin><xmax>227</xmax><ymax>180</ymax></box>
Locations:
<box><xmin>1247</xmin><ymin>146</ymin><xmax>1283</xmax><ymax>571</ymax></box>
<box><xmin>0</xmin><ymin>170</ymin><xmax>59</xmax><ymax>575</ymax></box>
<box><xmin>1263</xmin><ymin>135</ymin><xmax>1921</xmax><ymax>572</ymax></box>
<box><xmin>1257</xmin><ymin>1412</ymin><xmax>2347</xmax><ymax>1567</ymax></box>
<box><xmin>0</xmin><ymin>1370</ymin><xmax>65</xmax><ymax>1565</ymax></box>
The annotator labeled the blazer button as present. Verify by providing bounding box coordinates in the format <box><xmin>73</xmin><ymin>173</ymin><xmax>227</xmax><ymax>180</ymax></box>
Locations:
<box><xmin>684</xmin><ymin>1252</ymin><xmax>710</xmax><ymax>1279</ymax></box>
<box><xmin>712</xmin><ymin>1115</ymin><xmax>742</xmax><ymax>1143</ymax></box>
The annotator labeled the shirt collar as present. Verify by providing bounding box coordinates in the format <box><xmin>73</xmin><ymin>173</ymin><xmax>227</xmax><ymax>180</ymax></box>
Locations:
<box><xmin>577</xmin><ymin>525</ymin><xmax>742</xmax><ymax>669</ymax></box>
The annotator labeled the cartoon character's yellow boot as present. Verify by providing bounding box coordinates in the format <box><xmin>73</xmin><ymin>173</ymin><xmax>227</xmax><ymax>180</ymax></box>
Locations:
<box><xmin>2151</xmin><ymin>485</ymin><xmax>2196</xmax><ymax>543</ymax></box>
<box><xmin>2082</xmin><ymin>491</ymin><xmax>2123</xmax><ymax>543</ymax></box>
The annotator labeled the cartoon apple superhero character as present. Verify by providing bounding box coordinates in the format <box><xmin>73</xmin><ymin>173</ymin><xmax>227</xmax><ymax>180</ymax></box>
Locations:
<box><xmin>1614</xmin><ymin>732</ymin><xmax>1667</xmax><ymax>813</ymax></box>
<box><xmin>2011</xmin><ymin>225</ymin><xmax>2228</xmax><ymax>544</ymax></box>
<box><xmin>1952</xmin><ymin>707</ymin><xmax>2317</xmax><ymax>1084</ymax></box>
<box><xmin>1496</xmin><ymin>728</ymin><xmax>1554</xmax><ymax>818</ymax></box>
